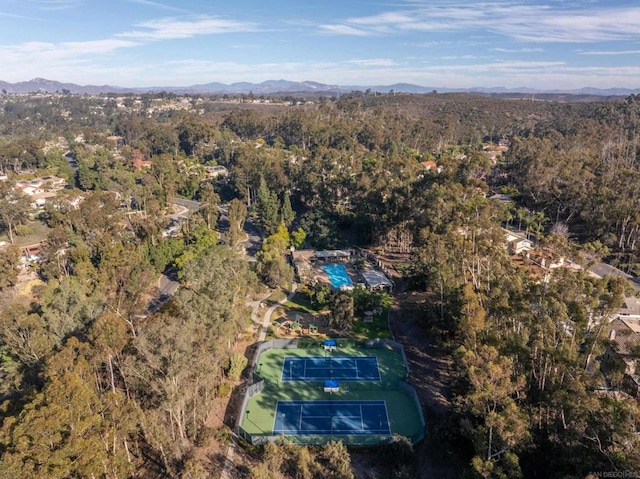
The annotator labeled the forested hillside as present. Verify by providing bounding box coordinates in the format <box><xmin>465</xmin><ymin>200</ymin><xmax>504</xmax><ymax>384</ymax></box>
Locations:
<box><xmin>0</xmin><ymin>91</ymin><xmax>639</xmax><ymax>478</ymax></box>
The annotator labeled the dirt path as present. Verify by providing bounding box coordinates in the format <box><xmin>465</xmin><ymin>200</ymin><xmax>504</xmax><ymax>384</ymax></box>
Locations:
<box><xmin>387</xmin><ymin>280</ymin><xmax>463</xmax><ymax>479</ymax></box>
<box><xmin>219</xmin><ymin>283</ymin><xmax>297</xmax><ymax>479</ymax></box>
<box><xmin>388</xmin><ymin>299</ymin><xmax>452</xmax><ymax>417</ymax></box>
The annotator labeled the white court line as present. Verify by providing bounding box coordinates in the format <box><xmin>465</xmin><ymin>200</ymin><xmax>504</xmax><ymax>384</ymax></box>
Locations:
<box><xmin>272</xmin><ymin>400</ymin><xmax>280</xmax><ymax>432</ymax></box>
<box><xmin>298</xmin><ymin>404</ymin><xmax>303</xmax><ymax>430</ymax></box>
<box><xmin>383</xmin><ymin>401</ymin><xmax>391</xmax><ymax>434</ymax></box>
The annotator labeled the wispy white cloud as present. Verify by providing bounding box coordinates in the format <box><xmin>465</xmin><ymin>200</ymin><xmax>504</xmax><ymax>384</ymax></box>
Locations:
<box><xmin>0</xmin><ymin>11</ymin><xmax>35</xmax><ymax>18</ymax></box>
<box><xmin>578</xmin><ymin>49</ymin><xmax>640</xmax><ymax>55</ymax></box>
<box><xmin>319</xmin><ymin>2</ymin><xmax>640</xmax><ymax>43</ymax></box>
<box><xmin>0</xmin><ymin>38</ymin><xmax>138</xmax><ymax>62</ymax></box>
<box><xmin>346</xmin><ymin>58</ymin><xmax>397</xmax><ymax>66</ymax></box>
<box><xmin>494</xmin><ymin>47</ymin><xmax>543</xmax><ymax>53</ymax></box>
<box><xmin>401</xmin><ymin>41</ymin><xmax>452</xmax><ymax>48</ymax></box>
<box><xmin>318</xmin><ymin>24</ymin><xmax>372</xmax><ymax>36</ymax></box>
<box><xmin>440</xmin><ymin>55</ymin><xmax>481</xmax><ymax>60</ymax></box>
<box><xmin>2</xmin><ymin>1</ymin><xmax>639</xmax><ymax>90</ymax></box>
<box><xmin>431</xmin><ymin>60</ymin><xmax>567</xmax><ymax>73</ymax></box>
<box><xmin>28</xmin><ymin>0</ymin><xmax>80</xmax><ymax>10</ymax></box>
<box><xmin>117</xmin><ymin>15</ymin><xmax>259</xmax><ymax>40</ymax></box>
<box><xmin>0</xmin><ymin>13</ymin><xmax>264</xmax><ymax>83</ymax></box>
<box><xmin>60</xmin><ymin>39</ymin><xmax>141</xmax><ymax>55</ymax></box>
<box><xmin>126</xmin><ymin>0</ymin><xmax>189</xmax><ymax>12</ymax></box>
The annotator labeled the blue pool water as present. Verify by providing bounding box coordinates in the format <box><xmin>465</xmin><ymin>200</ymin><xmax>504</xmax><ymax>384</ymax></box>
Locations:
<box><xmin>322</xmin><ymin>264</ymin><xmax>353</xmax><ymax>289</ymax></box>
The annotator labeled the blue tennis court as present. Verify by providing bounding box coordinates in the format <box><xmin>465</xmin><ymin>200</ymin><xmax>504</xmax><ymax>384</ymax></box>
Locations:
<box><xmin>322</xmin><ymin>264</ymin><xmax>353</xmax><ymax>289</ymax></box>
<box><xmin>281</xmin><ymin>356</ymin><xmax>381</xmax><ymax>382</ymax></box>
<box><xmin>274</xmin><ymin>400</ymin><xmax>391</xmax><ymax>435</ymax></box>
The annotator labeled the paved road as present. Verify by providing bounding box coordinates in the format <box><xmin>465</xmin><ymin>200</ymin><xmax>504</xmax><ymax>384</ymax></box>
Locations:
<box><xmin>158</xmin><ymin>273</ymin><xmax>179</xmax><ymax>296</ymax></box>
<box><xmin>168</xmin><ymin>204</ymin><xmax>190</xmax><ymax>221</ymax></box>
<box><xmin>172</xmin><ymin>197</ymin><xmax>201</xmax><ymax>211</ymax></box>
<box><xmin>64</xmin><ymin>151</ymin><xmax>78</xmax><ymax>170</ymax></box>
<box><xmin>146</xmin><ymin>272</ymin><xmax>180</xmax><ymax>314</ymax></box>
<box><xmin>242</xmin><ymin>216</ymin><xmax>263</xmax><ymax>258</ymax></box>
<box><xmin>215</xmin><ymin>205</ymin><xmax>263</xmax><ymax>257</ymax></box>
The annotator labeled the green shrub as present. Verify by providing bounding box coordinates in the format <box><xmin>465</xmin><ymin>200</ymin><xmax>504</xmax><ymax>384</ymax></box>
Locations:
<box><xmin>226</xmin><ymin>353</ymin><xmax>248</xmax><ymax>380</ymax></box>
<box><xmin>15</xmin><ymin>225</ymin><xmax>34</xmax><ymax>236</ymax></box>
<box><xmin>213</xmin><ymin>426</ymin><xmax>232</xmax><ymax>443</ymax></box>
<box><xmin>217</xmin><ymin>381</ymin><xmax>232</xmax><ymax>398</ymax></box>
<box><xmin>194</xmin><ymin>426</ymin><xmax>215</xmax><ymax>447</ymax></box>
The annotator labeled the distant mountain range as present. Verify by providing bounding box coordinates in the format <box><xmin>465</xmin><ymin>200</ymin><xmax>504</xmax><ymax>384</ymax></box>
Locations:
<box><xmin>1</xmin><ymin>77</ymin><xmax>639</xmax><ymax>97</ymax></box>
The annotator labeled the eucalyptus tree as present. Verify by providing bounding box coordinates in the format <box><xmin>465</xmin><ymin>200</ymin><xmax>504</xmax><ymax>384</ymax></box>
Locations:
<box><xmin>122</xmin><ymin>246</ymin><xmax>254</xmax><ymax>475</ymax></box>
<box><xmin>0</xmin><ymin>183</ymin><xmax>30</xmax><ymax>244</ymax></box>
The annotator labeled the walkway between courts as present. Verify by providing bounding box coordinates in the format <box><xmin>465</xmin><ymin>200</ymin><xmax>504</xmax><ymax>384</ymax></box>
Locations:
<box><xmin>220</xmin><ymin>281</ymin><xmax>297</xmax><ymax>478</ymax></box>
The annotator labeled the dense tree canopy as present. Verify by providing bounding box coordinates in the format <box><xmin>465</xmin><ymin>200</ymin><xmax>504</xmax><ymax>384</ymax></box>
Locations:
<box><xmin>1</xmin><ymin>91</ymin><xmax>640</xmax><ymax>478</ymax></box>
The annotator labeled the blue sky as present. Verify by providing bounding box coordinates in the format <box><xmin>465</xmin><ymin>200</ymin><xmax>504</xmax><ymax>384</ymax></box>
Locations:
<box><xmin>1</xmin><ymin>0</ymin><xmax>640</xmax><ymax>89</ymax></box>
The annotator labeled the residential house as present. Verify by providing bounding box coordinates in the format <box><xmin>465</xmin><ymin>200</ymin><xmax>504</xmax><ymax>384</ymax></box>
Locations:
<box><xmin>40</xmin><ymin>175</ymin><xmax>67</xmax><ymax>189</ymax></box>
<box><xmin>30</xmin><ymin>191</ymin><xmax>58</xmax><ymax>208</ymax></box>
<box><xmin>420</xmin><ymin>160</ymin><xmax>437</xmax><ymax>171</ymax></box>
<box><xmin>204</xmin><ymin>165</ymin><xmax>228</xmax><ymax>179</ymax></box>
<box><xmin>588</xmin><ymin>262</ymin><xmax>640</xmax><ymax>323</ymax></box>
<box><xmin>617</xmin><ymin>296</ymin><xmax>640</xmax><ymax>321</ymax></box>
<box><xmin>106</xmin><ymin>135</ymin><xmax>124</xmax><ymax>150</ymax></box>
<box><xmin>605</xmin><ymin>318</ymin><xmax>640</xmax><ymax>375</ymax></box>
<box><xmin>504</xmin><ymin>229</ymin><xmax>534</xmax><ymax>255</ymax></box>
<box><xmin>22</xmin><ymin>243</ymin><xmax>43</xmax><ymax>263</ymax></box>
<box><xmin>131</xmin><ymin>149</ymin><xmax>152</xmax><ymax>169</ymax></box>
<box><xmin>14</xmin><ymin>176</ymin><xmax>66</xmax><ymax>196</ymax></box>
<box><xmin>604</xmin><ymin>318</ymin><xmax>640</xmax><ymax>395</ymax></box>
<box><xmin>490</xmin><ymin>194</ymin><xmax>515</xmax><ymax>205</ymax></box>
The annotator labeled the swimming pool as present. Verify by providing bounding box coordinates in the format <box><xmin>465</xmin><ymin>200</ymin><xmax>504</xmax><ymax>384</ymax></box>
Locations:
<box><xmin>322</xmin><ymin>264</ymin><xmax>353</xmax><ymax>289</ymax></box>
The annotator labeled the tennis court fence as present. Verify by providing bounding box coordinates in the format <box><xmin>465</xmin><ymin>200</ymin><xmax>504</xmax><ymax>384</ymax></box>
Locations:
<box><xmin>236</xmin><ymin>379</ymin><xmax>264</xmax><ymax>433</ymax></box>
<box><xmin>237</xmin><ymin>429</ymin><xmax>398</xmax><ymax>447</ymax></box>
<box><xmin>252</xmin><ymin>338</ymin><xmax>299</xmax><ymax>380</ymax></box>
<box><xmin>399</xmin><ymin>380</ymin><xmax>425</xmax><ymax>443</ymax></box>
<box><xmin>364</xmin><ymin>338</ymin><xmax>410</xmax><ymax>378</ymax></box>
<box><xmin>236</xmin><ymin>379</ymin><xmax>425</xmax><ymax>445</ymax></box>
<box><xmin>237</xmin><ymin>338</ymin><xmax>424</xmax><ymax>445</ymax></box>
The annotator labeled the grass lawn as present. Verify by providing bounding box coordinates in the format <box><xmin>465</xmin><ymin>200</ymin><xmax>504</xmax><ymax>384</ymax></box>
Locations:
<box><xmin>351</xmin><ymin>309</ymin><xmax>393</xmax><ymax>339</ymax></box>
<box><xmin>263</xmin><ymin>290</ymin><xmax>287</xmax><ymax>306</ymax></box>
<box><xmin>0</xmin><ymin>220</ymin><xmax>51</xmax><ymax>247</ymax></box>
<box><xmin>271</xmin><ymin>290</ymin><xmax>393</xmax><ymax>339</ymax></box>
<box><xmin>283</xmin><ymin>292</ymin><xmax>317</xmax><ymax>314</ymax></box>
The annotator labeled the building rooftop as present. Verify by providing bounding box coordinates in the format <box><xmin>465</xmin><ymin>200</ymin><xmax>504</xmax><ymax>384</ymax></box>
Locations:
<box><xmin>361</xmin><ymin>269</ymin><xmax>393</xmax><ymax>289</ymax></box>
<box><xmin>609</xmin><ymin>318</ymin><xmax>640</xmax><ymax>356</ymax></box>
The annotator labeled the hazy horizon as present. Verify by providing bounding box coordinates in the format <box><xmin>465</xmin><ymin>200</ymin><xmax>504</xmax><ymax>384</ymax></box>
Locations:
<box><xmin>1</xmin><ymin>0</ymin><xmax>640</xmax><ymax>90</ymax></box>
